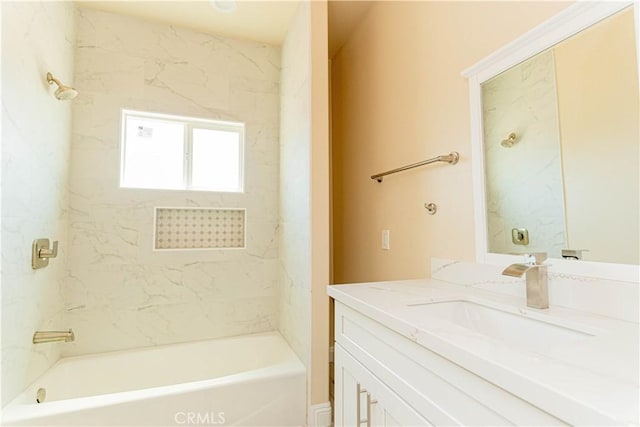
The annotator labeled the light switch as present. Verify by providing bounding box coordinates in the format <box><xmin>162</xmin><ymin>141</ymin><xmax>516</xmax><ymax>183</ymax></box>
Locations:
<box><xmin>382</xmin><ymin>229</ymin><xmax>390</xmax><ymax>250</ymax></box>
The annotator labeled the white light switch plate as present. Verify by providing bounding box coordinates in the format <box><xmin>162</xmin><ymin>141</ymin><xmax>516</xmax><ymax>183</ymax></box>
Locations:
<box><xmin>382</xmin><ymin>229</ymin><xmax>390</xmax><ymax>250</ymax></box>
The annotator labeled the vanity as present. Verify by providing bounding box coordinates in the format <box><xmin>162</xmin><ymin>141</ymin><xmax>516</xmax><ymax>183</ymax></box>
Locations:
<box><xmin>329</xmin><ymin>2</ymin><xmax>639</xmax><ymax>425</ymax></box>
<box><xmin>329</xmin><ymin>260</ymin><xmax>639</xmax><ymax>426</ymax></box>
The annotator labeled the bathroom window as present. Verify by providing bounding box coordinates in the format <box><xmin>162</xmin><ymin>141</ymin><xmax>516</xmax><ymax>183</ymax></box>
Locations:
<box><xmin>120</xmin><ymin>110</ymin><xmax>244</xmax><ymax>192</ymax></box>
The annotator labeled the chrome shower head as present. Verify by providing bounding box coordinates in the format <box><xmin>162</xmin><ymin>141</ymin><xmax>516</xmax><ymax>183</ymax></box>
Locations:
<box><xmin>501</xmin><ymin>132</ymin><xmax>518</xmax><ymax>148</ymax></box>
<box><xmin>46</xmin><ymin>72</ymin><xmax>78</xmax><ymax>101</ymax></box>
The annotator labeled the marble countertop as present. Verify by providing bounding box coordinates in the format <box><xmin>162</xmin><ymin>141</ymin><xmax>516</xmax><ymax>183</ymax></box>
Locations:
<box><xmin>328</xmin><ymin>278</ymin><xmax>639</xmax><ymax>425</ymax></box>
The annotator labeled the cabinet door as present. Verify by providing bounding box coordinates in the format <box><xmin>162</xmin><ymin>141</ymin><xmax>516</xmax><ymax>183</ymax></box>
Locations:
<box><xmin>334</xmin><ymin>343</ymin><xmax>360</xmax><ymax>426</ymax></box>
<box><xmin>335</xmin><ymin>344</ymin><xmax>432</xmax><ymax>427</ymax></box>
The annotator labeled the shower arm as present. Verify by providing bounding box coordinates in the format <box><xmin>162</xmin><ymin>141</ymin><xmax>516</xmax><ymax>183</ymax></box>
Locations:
<box><xmin>46</xmin><ymin>73</ymin><xmax>62</xmax><ymax>86</ymax></box>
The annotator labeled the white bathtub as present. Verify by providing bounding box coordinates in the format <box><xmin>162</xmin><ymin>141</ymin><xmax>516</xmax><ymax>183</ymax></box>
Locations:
<box><xmin>2</xmin><ymin>332</ymin><xmax>305</xmax><ymax>426</ymax></box>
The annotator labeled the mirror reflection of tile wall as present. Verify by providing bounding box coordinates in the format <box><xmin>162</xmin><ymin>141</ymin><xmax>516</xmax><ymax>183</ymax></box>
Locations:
<box><xmin>483</xmin><ymin>50</ymin><xmax>566</xmax><ymax>258</ymax></box>
<box><xmin>482</xmin><ymin>7</ymin><xmax>639</xmax><ymax>265</ymax></box>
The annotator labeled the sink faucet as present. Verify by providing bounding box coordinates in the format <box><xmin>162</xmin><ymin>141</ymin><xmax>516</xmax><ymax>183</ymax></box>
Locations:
<box><xmin>502</xmin><ymin>253</ymin><xmax>549</xmax><ymax>309</ymax></box>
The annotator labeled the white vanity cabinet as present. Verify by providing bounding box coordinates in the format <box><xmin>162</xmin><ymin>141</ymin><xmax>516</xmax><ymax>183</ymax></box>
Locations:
<box><xmin>333</xmin><ymin>300</ymin><xmax>566</xmax><ymax>427</ymax></box>
<box><xmin>335</xmin><ymin>345</ymin><xmax>430</xmax><ymax>426</ymax></box>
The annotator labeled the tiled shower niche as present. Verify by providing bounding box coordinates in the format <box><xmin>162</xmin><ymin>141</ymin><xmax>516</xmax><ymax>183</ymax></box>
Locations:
<box><xmin>154</xmin><ymin>208</ymin><xmax>246</xmax><ymax>250</ymax></box>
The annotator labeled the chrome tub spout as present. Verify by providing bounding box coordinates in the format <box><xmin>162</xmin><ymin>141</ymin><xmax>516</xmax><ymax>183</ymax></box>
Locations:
<box><xmin>33</xmin><ymin>329</ymin><xmax>75</xmax><ymax>344</ymax></box>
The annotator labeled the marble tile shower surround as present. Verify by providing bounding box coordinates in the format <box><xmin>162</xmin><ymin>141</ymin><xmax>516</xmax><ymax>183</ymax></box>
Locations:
<box><xmin>482</xmin><ymin>50</ymin><xmax>567</xmax><ymax>258</ymax></box>
<box><xmin>65</xmin><ymin>8</ymin><xmax>280</xmax><ymax>356</ymax></box>
<box><xmin>431</xmin><ymin>258</ymin><xmax>639</xmax><ymax>323</ymax></box>
<box><xmin>1</xmin><ymin>1</ymin><xmax>76</xmax><ymax>405</ymax></box>
<box><xmin>277</xmin><ymin>1</ymin><xmax>312</xmax><ymax>370</ymax></box>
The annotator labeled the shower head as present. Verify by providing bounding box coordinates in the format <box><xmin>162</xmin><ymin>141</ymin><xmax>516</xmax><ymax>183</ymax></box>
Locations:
<box><xmin>501</xmin><ymin>132</ymin><xmax>518</xmax><ymax>148</ymax></box>
<box><xmin>210</xmin><ymin>0</ymin><xmax>237</xmax><ymax>13</ymax></box>
<box><xmin>46</xmin><ymin>72</ymin><xmax>78</xmax><ymax>101</ymax></box>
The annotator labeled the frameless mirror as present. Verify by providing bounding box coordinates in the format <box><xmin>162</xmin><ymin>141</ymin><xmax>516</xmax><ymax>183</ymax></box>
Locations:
<box><xmin>481</xmin><ymin>7</ymin><xmax>639</xmax><ymax>265</ymax></box>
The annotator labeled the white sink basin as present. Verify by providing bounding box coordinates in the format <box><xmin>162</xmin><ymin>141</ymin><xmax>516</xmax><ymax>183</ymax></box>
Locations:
<box><xmin>406</xmin><ymin>300</ymin><xmax>595</xmax><ymax>354</ymax></box>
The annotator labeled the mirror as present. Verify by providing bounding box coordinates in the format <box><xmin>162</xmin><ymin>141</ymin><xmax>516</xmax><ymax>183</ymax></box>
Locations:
<box><xmin>480</xmin><ymin>6</ymin><xmax>639</xmax><ymax>266</ymax></box>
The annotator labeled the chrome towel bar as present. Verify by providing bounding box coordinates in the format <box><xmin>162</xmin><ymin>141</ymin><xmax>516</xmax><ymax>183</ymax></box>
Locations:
<box><xmin>371</xmin><ymin>152</ymin><xmax>459</xmax><ymax>182</ymax></box>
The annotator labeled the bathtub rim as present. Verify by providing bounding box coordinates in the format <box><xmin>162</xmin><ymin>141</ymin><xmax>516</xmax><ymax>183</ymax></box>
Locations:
<box><xmin>2</xmin><ymin>331</ymin><xmax>305</xmax><ymax>425</ymax></box>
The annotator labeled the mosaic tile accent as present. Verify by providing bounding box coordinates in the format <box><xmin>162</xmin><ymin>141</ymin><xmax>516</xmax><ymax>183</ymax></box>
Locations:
<box><xmin>155</xmin><ymin>208</ymin><xmax>245</xmax><ymax>250</ymax></box>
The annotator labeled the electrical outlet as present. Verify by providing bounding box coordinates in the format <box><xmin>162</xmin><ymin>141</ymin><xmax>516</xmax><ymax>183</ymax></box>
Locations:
<box><xmin>381</xmin><ymin>229</ymin><xmax>390</xmax><ymax>250</ymax></box>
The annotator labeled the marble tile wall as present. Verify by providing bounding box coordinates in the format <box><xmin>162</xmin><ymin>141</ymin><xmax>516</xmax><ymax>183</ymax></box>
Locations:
<box><xmin>65</xmin><ymin>8</ymin><xmax>280</xmax><ymax>356</ymax></box>
<box><xmin>482</xmin><ymin>50</ymin><xmax>567</xmax><ymax>258</ymax></box>
<box><xmin>431</xmin><ymin>258</ymin><xmax>639</xmax><ymax>323</ymax></box>
<box><xmin>277</xmin><ymin>2</ymin><xmax>312</xmax><ymax>371</ymax></box>
<box><xmin>1</xmin><ymin>1</ymin><xmax>76</xmax><ymax>405</ymax></box>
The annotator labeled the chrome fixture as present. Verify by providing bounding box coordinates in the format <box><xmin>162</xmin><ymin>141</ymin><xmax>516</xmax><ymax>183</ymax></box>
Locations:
<box><xmin>46</xmin><ymin>72</ymin><xmax>78</xmax><ymax>101</ymax></box>
<box><xmin>502</xmin><ymin>253</ymin><xmax>549</xmax><ymax>309</ymax></box>
<box><xmin>32</xmin><ymin>239</ymin><xmax>58</xmax><ymax>269</ymax></box>
<box><xmin>371</xmin><ymin>152</ymin><xmax>459</xmax><ymax>182</ymax></box>
<box><xmin>511</xmin><ymin>228</ymin><xmax>529</xmax><ymax>245</ymax></box>
<box><xmin>356</xmin><ymin>383</ymin><xmax>377</xmax><ymax>427</ymax></box>
<box><xmin>36</xmin><ymin>388</ymin><xmax>46</xmax><ymax>403</ymax></box>
<box><xmin>33</xmin><ymin>329</ymin><xmax>75</xmax><ymax>344</ymax></box>
<box><xmin>501</xmin><ymin>132</ymin><xmax>518</xmax><ymax>148</ymax></box>
<box><xmin>210</xmin><ymin>0</ymin><xmax>237</xmax><ymax>13</ymax></box>
<box><xmin>562</xmin><ymin>249</ymin><xmax>588</xmax><ymax>260</ymax></box>
<box><xmin>424</xmin><ymin>202</ymin><xmax>438</xmax><ymax>215</ymax></box>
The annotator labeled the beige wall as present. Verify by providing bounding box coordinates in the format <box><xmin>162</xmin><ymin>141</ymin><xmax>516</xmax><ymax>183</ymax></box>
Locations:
<box><xmin>1</xmin><ymin>1</ymin><xmax>75</xmax><ymax>405</ymax></box>
<box><xmin>555</xmin><ymin>8</ymin><xmax>639</xmax><ymax>265</ymax></box>
<box><xmin>332</xmin><ymin>1</ymin><xmax>572</xmax><ymax>284</ymax></box>
<box><xmin>310</xmin><ymin>0</ymin><xmax>330</xmax><ymax>407</ymax></box>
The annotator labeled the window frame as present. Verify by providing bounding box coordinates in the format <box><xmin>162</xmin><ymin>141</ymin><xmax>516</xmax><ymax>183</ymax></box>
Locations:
<box><xmin>120</xmin><ymin>109</ymin><xmax>245</xmax><ymax>193</ymax></box>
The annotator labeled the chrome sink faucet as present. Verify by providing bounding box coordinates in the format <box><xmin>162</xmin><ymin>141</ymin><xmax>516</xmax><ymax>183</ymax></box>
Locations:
<box><xmin>502</xmin><ymin>253</ymin><xmax>549</xmax><ymax>309</ymax></box>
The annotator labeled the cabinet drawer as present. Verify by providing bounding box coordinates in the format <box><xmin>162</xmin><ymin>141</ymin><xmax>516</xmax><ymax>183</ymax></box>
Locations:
<box><xmin>335</xmin><ymin>302</ymin><xmax>566</xmax><ymax>426</ymax></box>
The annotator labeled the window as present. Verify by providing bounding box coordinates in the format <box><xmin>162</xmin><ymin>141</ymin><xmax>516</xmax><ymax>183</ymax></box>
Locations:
<box><xmin>120</xmin><ymin>110</ymin><xmax>244</xmax><ymax>192</ymax></box>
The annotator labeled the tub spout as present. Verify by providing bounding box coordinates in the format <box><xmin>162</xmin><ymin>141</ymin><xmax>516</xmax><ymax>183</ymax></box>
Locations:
<box><xmin>33</xmin><ymin>329</ymin><xmax>75</xmax><ymax>344</ymax></box>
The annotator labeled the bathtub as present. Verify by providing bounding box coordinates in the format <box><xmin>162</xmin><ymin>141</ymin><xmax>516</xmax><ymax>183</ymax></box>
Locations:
<box><xmin>2</xmin><ymin>332</ymin><xmax>305</xmax><ymax>426</ymax></box>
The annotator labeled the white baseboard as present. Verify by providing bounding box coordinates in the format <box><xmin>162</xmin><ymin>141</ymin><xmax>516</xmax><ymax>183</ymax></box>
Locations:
<box><xmin>308</xmin><ymin>402</ymin><xmax>332</xmax><ymax>427</ymax></box>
